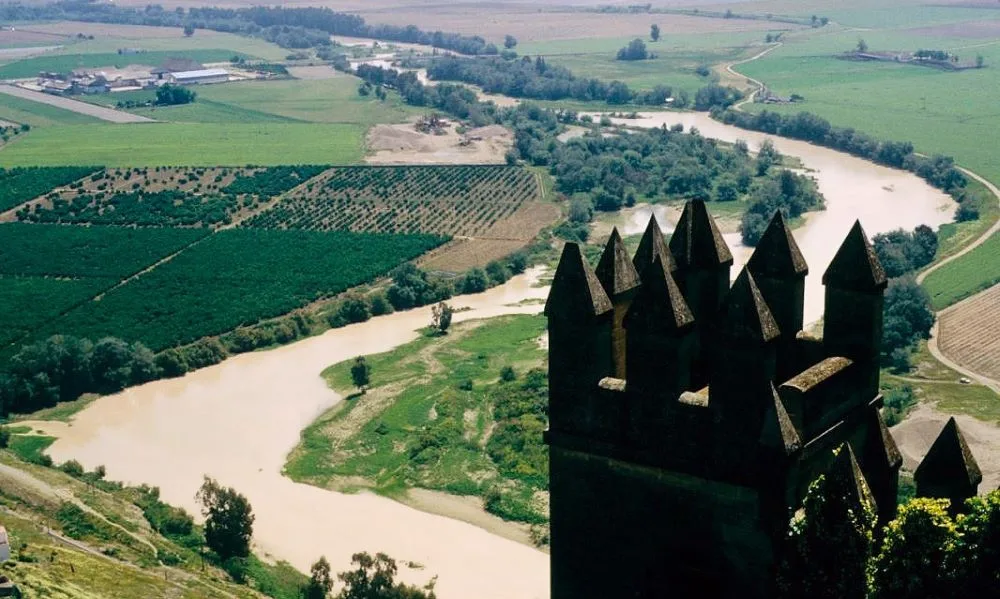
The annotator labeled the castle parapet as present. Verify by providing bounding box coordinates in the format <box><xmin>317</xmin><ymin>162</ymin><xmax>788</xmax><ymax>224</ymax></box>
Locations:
<box><xmin>778</xmin><ymin>356</ymin><xmax>855</xmax><ymax>441</ymax></box>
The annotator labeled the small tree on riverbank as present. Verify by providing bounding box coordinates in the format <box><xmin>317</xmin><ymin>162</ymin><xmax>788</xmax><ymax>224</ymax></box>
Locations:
<box><xmin>351</xmin><ymin>357</ymin><xmax>371</xmax><ymax>395</ymax></box>
<box><xmin>195</xmin><ymin>476</ymin><xmax>254</xmax><ymax>562</ymax></box>
<box><xmin>431</xmin><ymin>302</ymin><xmax>453</xmax><ymax>335</ymax></box>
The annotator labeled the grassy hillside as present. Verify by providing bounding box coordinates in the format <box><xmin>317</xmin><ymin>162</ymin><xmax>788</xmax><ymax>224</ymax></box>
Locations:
<box><xmin>0</xmin><ymin>430</ymin><xmax>306</xmax><ymax>598</ymax></box>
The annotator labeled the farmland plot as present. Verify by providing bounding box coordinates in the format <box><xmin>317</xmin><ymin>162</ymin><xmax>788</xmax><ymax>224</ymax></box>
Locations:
<box><xmin>243</xmin><ymin>165</ymin><xmax>542</xmax><ymax>237</ymax></box>
<box><xmin>43</xmin><ymin>229</ymin><xmax>446</xmax><ymax>350</ymax></box>
<box><xmin>15</xmin><ymin>165</ymin><xmax>327</xmax><ymax>228</ymax></box>
<box><xmin>0</xmin><ymin>166</ymin><xmax>100</xmax><ymax>213</ymax></box>
<box><xmin>938</xmin><ymin>285</ymin><xmax>1000</xmax><ymax>383</ymax></box>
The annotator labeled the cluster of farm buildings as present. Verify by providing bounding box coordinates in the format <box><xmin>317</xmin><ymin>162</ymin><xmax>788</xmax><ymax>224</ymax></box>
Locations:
<box><xmin>26</xmin><ymin>56</ymin><xmax>236</xmax><ymax>97</ymax></box>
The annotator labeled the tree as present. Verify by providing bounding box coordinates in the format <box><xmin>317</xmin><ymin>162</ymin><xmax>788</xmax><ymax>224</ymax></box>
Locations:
<box><xmin>977</xmin><ymin>55</ymin><xmax>985</xmax><ymax>68</ymax></box>
<box><xmin>616</xmin><ymin>39</ymin><xmax>648</xmax><ymax>61</ymax></box>
<box><xmin>953</xmin><ymin>492</ymin><xmax>1000</xmax><ymax>594</ymax></box>
<box><xmin>195</xmin><ymin>477</ymin><xmax>254</xmax><ymax>561</ymax></box>
<box><xmin>460</xmin><ymin>268</ymin><xmax>489</xmax><ymax>294</ymax></box>
<box><xmin>155</xmin><ymin>84</ymin><xmax>196</xmax><ymax>106</ymax></box>
<box><xmin>873</xmin><ymin>498</ymin><xmax>958</xmax><ymax>599</ymax></box>
<box><xmin>857</xmin><ymin>38</ymin><xmax>869</xmax><ymax>53</ymax></box>
<box><xmin>777</xmin><ymin>447</ymin><xmax>876</xmax><ymax>599</ymax></box>
<box><xmin>351</xmin><ymin>357</ymin><xmax>371</xmax><ymax>394</ymax></box>
<box><xmin>650</xmin><ymin>24</ymin><xmax>660</xmax><ymax>42</ymax></box>
<box><xmin>303</xmin><ymin>556</ymin><xmax>334</xmax><ymax>599</ymax></box>
<box><xmin>183</xmin><ymin>24</ymin><xmax>195</xmax><ymax>37</ymax></box>
<box><xmin>431</xmin><ymin>302</ymin><xmax>453</xmax><ymax>335</ymax></box>
<box><xmin>504</xmin><ymin>35</ymin><xmax>517</xmax><ymax>50</ymax></box>
<box><xmin>881</xmin><ymin>277</ymin><xmax>935</xmax><ymax>366</ymax></box>
<box><xmin>336</xmin><ymin>552</ymin><xmax>435</xmax><ymax>599</ymax></box>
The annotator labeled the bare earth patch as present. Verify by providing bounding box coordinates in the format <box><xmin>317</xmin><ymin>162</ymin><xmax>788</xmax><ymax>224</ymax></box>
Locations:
<box><xmin>938</xmin><ymin>284</ymin><xmax>1000</xmax><ymax>383</ymax></box>
<box><xmin>893</xmin><ymin>402</ymin><xmax>1000</xmax><ymax>492</ymax></box>
<box><xmin>20</xmin><ymin>21</ymin><xmax>226</xmax><ymax>39</ymax></box>
<box><xmin>0</xmin><ymin>85</ymin><xmax>154</xmax><ymax>123</ymax></box>
<box><xmin>366</xmin><ymin>120</ymin><xmax>512</xmax><ymax>165</ymax></box>
<box><xmin>287</xmin><ymin>65</ymin><xmax>346</xmax><ymax>80</ymax></box>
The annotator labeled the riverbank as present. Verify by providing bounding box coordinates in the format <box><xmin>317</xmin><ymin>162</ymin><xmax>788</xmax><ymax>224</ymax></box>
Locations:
<box><xmin>24</xmin><ymin>268</ymin><xmax>552</xmax><ymax>599</ymax></box>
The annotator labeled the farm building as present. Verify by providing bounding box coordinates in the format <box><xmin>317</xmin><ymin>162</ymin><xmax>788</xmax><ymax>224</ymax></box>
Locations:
<box><xmin>167</xmin><ymin>68</ymin><xmax>229</xmax><ymax>85</ymax></box>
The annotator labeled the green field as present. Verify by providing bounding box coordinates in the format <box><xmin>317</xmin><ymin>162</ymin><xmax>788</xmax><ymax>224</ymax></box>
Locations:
<box><xmin>42</xmin><ymin>228</ymin><xmax>445</xmax><ymax>350</ymax></box>
<box><xmin>42</xmin><ymin>28</ymin><xmax>290</xmax><ymax>61</ymax></box>
<box><xmin>732</xmin><ymin>16</ymin><xmax>1000</xmax><ymax>303</ymax></box>
<box><xmin>0</xmin><ymin>92</ymin><xmax>103</xmax><ymax>126</ymax></box>
<box><xmin>0</xmin><ymin>122</ymin><xmax>366</xmax><ymax>166</ymax></box>
<box><xmin>0</xmin><ymin>166</ymin><xmax>99</xmax><ymax>212</ymax></box>
<box><xmin>922</xmin><ymin>233</ymin><xmax>1000</xmax><ymax>310</ymax></box>
<box><xmin>519</xmin><ymin>31</ymin><xmax>774</xmax><ymax>96</ymax></box>
<box><xmin>286</xmin><ymin>314</ymin><xmax>550</xmax><ymax>525</ymax></box>
<box><xmin>0</xmin><ymin>275</ymin><xmax>111</xmax><ymax>346</ymax></box>
<box><xmin>0</xmin><ymin>49</ymin><xmax>255</xmax><ymax>79</ymax></box>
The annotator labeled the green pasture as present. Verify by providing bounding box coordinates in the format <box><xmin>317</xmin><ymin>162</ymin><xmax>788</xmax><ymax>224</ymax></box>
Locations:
<box><xmin>286</xmin><ymin>313</ymin><xmax>549</xmax><ymax>522</ymax></box>
<box><xmin>0</xmin><ymin>122</ymin><xmax>366</xmax><ymax>166</ymax></box>
<box><xmin>922</xmin><ymin>232</ymin><xmax>1000</xmax><ymax>310</ymax></box>
<box><xmin>0</xmin><ymin>92</ymin><xmax>102</xmax><ymax>126</ymax></box>
<box><xmin>0</xmin><ymin>49</ymin><xmax>254</xmax><ymax>79</ymax></box>
<box><xmin>45</xmin><ymin>29</ymin><xmax>289</xmax><ymax>61</ymax></box>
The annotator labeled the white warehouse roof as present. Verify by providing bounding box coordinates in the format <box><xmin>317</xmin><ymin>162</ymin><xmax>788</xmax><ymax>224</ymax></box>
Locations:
<box><xmin>171</xmin><ymin>68</ymin><xmax>228</xmax><ymax>80</ymax></box>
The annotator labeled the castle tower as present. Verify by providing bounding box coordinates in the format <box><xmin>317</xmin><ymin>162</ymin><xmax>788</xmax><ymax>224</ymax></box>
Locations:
<box><xmin>595</xmin><ymin>228</ymin><xmax>641</xmax><ymax>378</ymax></box>
<box><xmin>747</xmin><ymin>211</ymin><xmax>808</xmax><ymax>380</ymax></box>
<box><xmin>669</xmin><ymin>201</ymin><xmax>733</xmax><ymax>386</ymax></box>
<box><xmin>822</xmin><ymin>221</ymin><xmax>887</xmax><ymax>398</ymax></box>
<box><xmin>624</xmin><ymin>254</ymin><xmax>695</xmax><ymax>442</ymax></box>
<box><xmin>545</xmin><ymin>242</ymin><xmax>613</xmax><ymax>437</ymax></box>
<box><xmin>914</xmin><ymin>417</ymin><xmax>982</xmax><ymax>514</ymax></box>
<box><xmin>546</xmin><ymin>204</ymin><xmax>900</xmax><ymax>599</ymax></box>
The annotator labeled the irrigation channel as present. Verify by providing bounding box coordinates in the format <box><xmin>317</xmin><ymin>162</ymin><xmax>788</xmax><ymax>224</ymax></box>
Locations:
<box><xmin>26</xmin><ymin>112</ymin><xmax>955</xmax><ymax>598</ymax></box>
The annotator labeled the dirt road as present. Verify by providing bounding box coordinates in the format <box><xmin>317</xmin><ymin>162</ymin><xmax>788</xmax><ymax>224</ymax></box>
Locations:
<box><xmin>0</xmin><ymin>85</ymin><xmax>155</xmax><ymax>123</ymax></box>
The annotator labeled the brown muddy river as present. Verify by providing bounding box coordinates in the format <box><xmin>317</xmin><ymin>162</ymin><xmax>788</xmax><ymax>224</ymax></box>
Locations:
<box><xmin>30</xmin><ymin>110</ymin><xmax>957</xmax><ymax>598</ymax></box>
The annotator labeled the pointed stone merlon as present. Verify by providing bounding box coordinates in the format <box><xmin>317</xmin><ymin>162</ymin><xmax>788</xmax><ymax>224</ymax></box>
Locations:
<box><xmin>708</xmin><ymin>269</ymin><xmax>780</xmax><ymax>439</ymax></box>
<box><xmin>747</xmin><ymin>212</ymin><xmax>808</xmax><ymax>355</ymax></box>
<box><xmin>545</xmin><ymin>243</ymin><xmax>614</xmax><ymax>436</ymax></box>
<box><xmin>826</xmin><ymin>443</ymin><xmax>877</xmax><ymax>519</ymax></box>
<box><xmin>862</xmin><ymin>407</ymin><xmax>903</xmax><ymax>524</ymax></box>
<box><xmin>596</xmin><ymin>228</ymin><xmax>641</xmax><ymax>378</ymax></box>
<box><xmin>915</xmin><ymin>417</ymin><xmax>983</xmax><ymax>513</ymax></box>
<box><xmin>669</xmin><ymin>200</ymin><xmax>733</xmax><ymax>323</ymax></box>
<box><xmin>777</xmin><ymin>356</ymin><xmax>854</xmax><ymax>441</ymax></box>
<box><xmin>822</xmin><ymin>221</ymin><xmax>887</xmax><ymax>398</ymax></box>
<box><xmin>633</xmin><ymin>214</ymin><xmax>676</xmax><ymax>276</ymax></box>
<box><xmin>624</xmin><ymin>254</ymin><xmax>696</xmax><ymax>405</ymax></box>
<box><xmin>759</xmin><ymin>385</ymin><xmax>802</xmax><ymax>456</ymax></box>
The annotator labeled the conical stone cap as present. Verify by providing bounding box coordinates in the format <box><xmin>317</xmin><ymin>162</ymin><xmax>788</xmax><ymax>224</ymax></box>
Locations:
<box><xmin>823</xmin><ymin>220</ymin><xmax>887</xmax><ymax>292</ymax></box>
<box><xmin>915</xmin><ymin>417</ymin><xmax>983</xmax><ymax>489</ymax></box>
<box><xmin>625</xmin><ymin>254</ymin><xmax>694</xmax><ymax>333</ymax></box>
<box><xmin>826</xmin><ymin>443</ymin><xmax>876</xmax><ymax>515</ymax></box>
<box><xmin>718</xmin><ymin>268</ymin><xmax>780</xmax><ymax>342</ymax></box>
<box><xmin>865</xmin><ymin>408</ymin><xmax>903</xmax><ymax>471</ymax></box>
<box><xmin>596</xmin><ymin>227</ymin><xmax>641</xmax><ymax>299</ymax></box>
<box><xmin>545</xmin><ymin>242</ymin><xmax>613</xmax><ymax>320</ymax></box>
<box><xmin>633</xmin><ymin>214</ymin><xmax>676</xmax><ymax>275</ymax></box>
<box><xmin>669</xmin><ymin>200</ymin><xmax>733</xmax><ymax>270</ymax></box>
<box><xmin>760</xmin><ymin>385</ymin><xmax>801</xmax><ymax>454</ymax></box>
<box><xmin>747</xmin><ymin>211</ymin><xmax>808</xmax><ymax>279</ymax></box>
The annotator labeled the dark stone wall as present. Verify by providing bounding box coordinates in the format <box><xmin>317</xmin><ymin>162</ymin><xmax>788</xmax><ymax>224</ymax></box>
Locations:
<box><xmin>549</xmin><ymin>446</ymin><xmax>776</xmax><ymax>599</ymax></box>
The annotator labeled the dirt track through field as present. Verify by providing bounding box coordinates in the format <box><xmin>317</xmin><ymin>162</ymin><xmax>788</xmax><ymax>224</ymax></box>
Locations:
<box><xmin>0</xmin><ymin>85</ymin><xmax>155</xmax><ymax>123</ymax></box>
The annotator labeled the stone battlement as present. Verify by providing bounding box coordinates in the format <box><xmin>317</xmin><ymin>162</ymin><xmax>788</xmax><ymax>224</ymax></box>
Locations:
<box><xmin>544</xmin><ymin>202</ymin><xmax>982</xmax><ymax>598</ymax></box>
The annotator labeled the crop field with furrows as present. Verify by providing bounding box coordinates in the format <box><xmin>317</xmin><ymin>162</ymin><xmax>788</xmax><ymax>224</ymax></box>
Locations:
<box><xmin>41</xmin><ymin>229</ymin><xmax>446</xmax><ymax>351</ymax></box>
<box><xmin>13</xmin><ymin>165</ymin><xmax>327</xmax><ymax>228</ymax></box>
<box><xmin>242</xmin><ymin>165</ymin><xmax>542</xmax><ymax>237</ymax></box>
<box><xmin>938</xmin><ymin>285</ymin><xmax>1000</xmax><ymax>382</ymax></box>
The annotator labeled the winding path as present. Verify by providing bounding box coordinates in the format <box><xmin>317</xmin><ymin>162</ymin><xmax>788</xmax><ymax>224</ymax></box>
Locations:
<box><xmin>917</xmin><ymin>167</ymin><xmax>1000</xmax><ymax>395</ymax></box>
<box><xmin>724</xmin><ymin>42</ymin><xmax>782</xmax><ymax>110</ymax></box>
